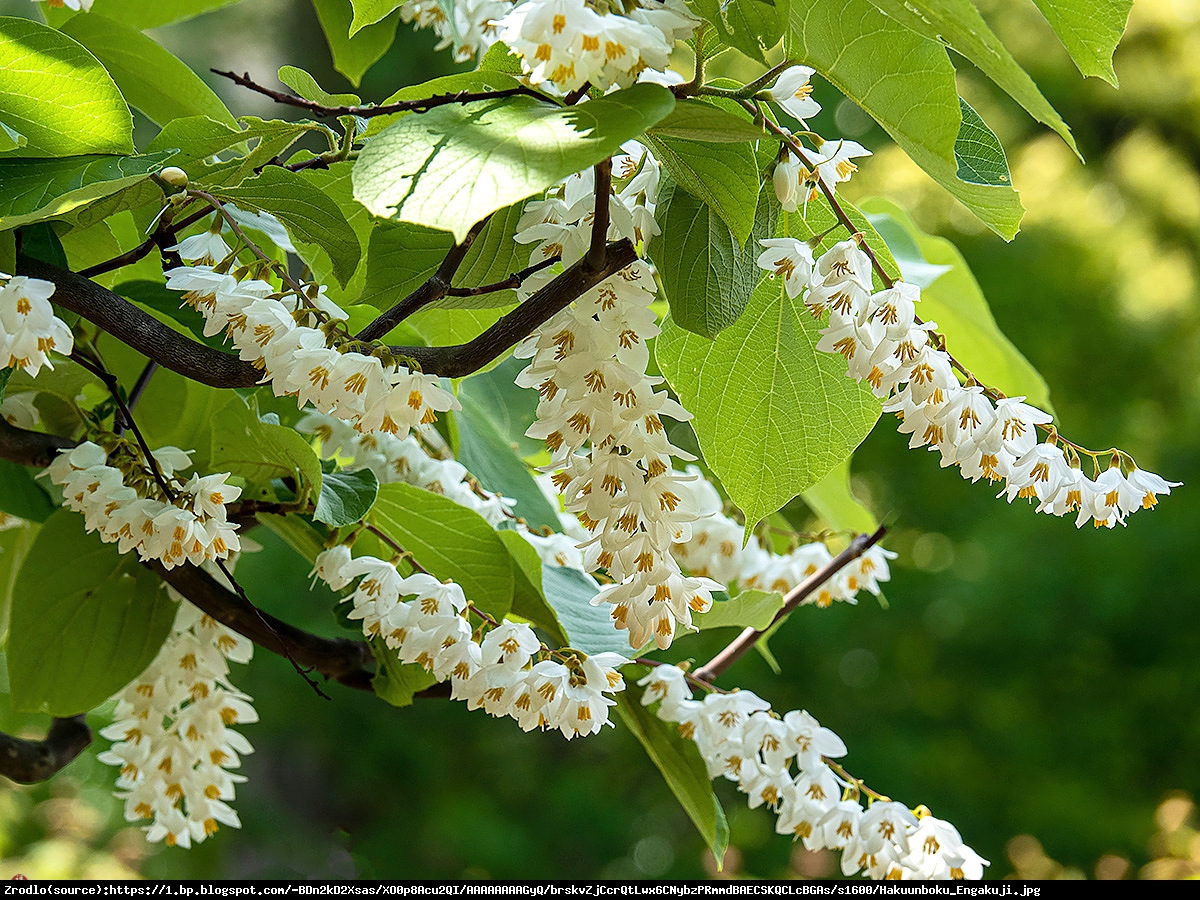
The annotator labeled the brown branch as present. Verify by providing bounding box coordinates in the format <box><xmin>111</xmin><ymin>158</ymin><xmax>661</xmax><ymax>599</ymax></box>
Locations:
<box><xmin>355</xmin><ymin>216</ymin><xmax>493</xmax><ymax>342</ymax></box>
<box><xmin>149</xmin><ymin>561</ymin><xmax>376</xmax><ymax>693</ymax></box>
<box><xmin>693</xmin><ymin>525</ymin><xmax>888</xmax><ymax>683</ymax></box>
<box><xmin>0</xmin><ymin>418</ymin><xmax>75</xmax><ymax>467</ymax></box>
<box><xmin>212</xmin><ymin>69</ymin><xmax>557</xmax><ymax>119</ymax></box>
<box><xmin>444</xmin><ymin>256</ymin><xmax>560</xmax><ymax>297</ymax></box>
<box><xmin>587</xmin><ymin>158</ymin><xmax>613</xmax><ymax>272</ymax></box>
<box><xmin>0</xmin><ymin>716</ymin><xmax>92</xmax><ymax>785</ymax></box>
<box><xmin>77</xmin><ymin>206</ymin><xmax>214</xmax><ymax>280</ymax></box>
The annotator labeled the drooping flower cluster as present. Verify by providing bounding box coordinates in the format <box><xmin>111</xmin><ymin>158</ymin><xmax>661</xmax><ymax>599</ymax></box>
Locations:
<box><xmin>98</xmin><ymin>598</ymin><xmax>256</xmax><ymax>849</ymax></box>
<box><xmin>672</xmin><ymin>466</ymin><xmax>895</xmax><ymax>605</ymax></box>
<box><xmin>47</xmin><ymin>441</ymin><xmax>241</xmax><ymax>568</ymax></box>
<box><xmin>758</xmin><ymin>237</ymin><xmax>1181</xmax><ymax>527</ymax></box>
<box><xmin>0</xmin><ymin>273</ymin><xmax>74</xmax><ymax>376</ymax></box>
<box><xmin>164</xmin><ymin>241</ymin><xmax>457</xmax><ymax>439</ymax></box>
<box><xmin>498</xmin><ymin>0</ymin><xmax>697</xmax><ymax>91</ymax></box>
<box><xmin>638</xmin><ymin>665</ymin><xmax>988</xmax><ymax>880</ymax></box>
<box><xmin>400</xmin><ymin>0</ymin><xmax>510</xmax><ymax>62</ymax></box>
<box><xmin>312</xmin><ymin>547</ymin><xmax>628</xmax><ymax>738</ymax></box>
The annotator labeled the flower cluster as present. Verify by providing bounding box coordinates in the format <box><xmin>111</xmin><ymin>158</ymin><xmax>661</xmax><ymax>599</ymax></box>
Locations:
<box><xmin>773</xmin><ymin>139</ymin><xmax>872</xmax><ymax>213</ymax></box>
<box><xmin>638</xmin><ymin>666</ymin><xmax>988</xmax><ymax>880</ymax></box>
<box><xmin>400</xmin><ymin>0</ymin><xmax>509</xmax><ymax>62</ymax></box>
<box><xmin>499</xmin><ymin>0</ymin><xmax>697</xmax><ymax>91</ymax></box>
<box><xmin>98</xmin><ymin>598</ymin><xmax>256</xmax><ymax>849</ymax></box>
<box><xmin>312</xmin><ymin>546</ymin><xmax>628</xmax><ymax>738</ymax></box>
<box><xmin>672</xmin><ymin>466</ymin><xmax>895</xmax><ymax>606</ymax></box>
<box><xmin>758</xmin><ymin>238</ymin><xmax>1180</xmax><ymax>527</ymax></box>
<box><xmin>47</xmin><ymin>441</ymin><xmax>241</xmax><ymax>568</ymax></box>
<box><xmin>0</xmin><ymin>273</ymin><xmax>74</xmax><ymax>376</ymax></box>
<box><xmin>164</xmin><ymin>243</ymin><xmax>457</xmax><ymax>439</ymax></box>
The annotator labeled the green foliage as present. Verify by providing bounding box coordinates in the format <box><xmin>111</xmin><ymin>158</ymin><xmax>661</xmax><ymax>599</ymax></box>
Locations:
<box><xmin>7</xmin><ymin>510</ymin><xmax>176</xmax><ymax>716</ymax></box>
<box><xmin>368</xmin><ymin>483</ymin><xmax>514</xmax><ymax>620</ymax></box>
<box><xmin>42</xmin><ymin>0</ymin><xmax>246</xmax><ymax>30</ymax></box>
<box><xmin>691</xmin><ymin>0</ymin><xmax>783</xmax><ymax>63</ymax></box>
<box><xmin>0</xmin><ymin>460</ymin><xmax>55</xmax><ymax>523</ymax></box>
<box><xmin>540</xmin><ymin>565</ymin><xmax>629</xmax><ymax>655</ymax></box>
<box><xmin>314</xmin><ymin>468</ymin><xmax>380</xmax><ymax>527</ymax></box>
<box><xmin>0</xmin><ymin>16</ymin><xmax>133</xmax><ymax>157</ymax></box>
<box><xmin>349</xmin><ymin>0</ymin><xmax>403</xmax><ymax>35</ymax></box>
<box><xmin>656</xmin><ymin>275</ymin><xmax>882</xmax><ymax>532</ymax></box>
<box><xmin>59</xmin><ymin>14</ymin><xmax>236</xmax><ymax>128</ymax></box>
<box><xmin>0</xmin><ymin>153</ymin><xmax>169</xmax><ymax>231</ymax></box>
<box><xmin>643</xmin><ymin>135</ymin><xmax>760</xmax><ymax>244</ymax></box>
<box><xmin>353</xmin><ymin>84</ymin><xmax>676</xmax><ymax>240</ymax></box>
<box><xmin>311</xmin><ymin>0</ymin><xmax>401</xmax><ymax>87</ymax></box>
<box><xmin>616</xmin><ymin>690</ymin><xmax>730</xmax><ymax>866</ymax></box>
<box><xmin>693</xmin><ymin>589</ymin><xmax>786</xmax><ymax>631</ymax></box>
<box><xmin>954</xmin><ymin>99</ymin><xmax>1013</xmax><ymax>187</ymax></box>
<box><xmin>801</xmin><ymin>458</ymin><xmax>879</xmax><ymax>534</ymax></box>
<box><xmin>494</xmin><ymin>529</ymin><xmax>569</xmax><ymax>644</ymax></box>
<box><xmin>647</xmin><ymin>100</ymin><xmax>770</xmax><ymax>143</ymax></box>
<box><xmin>208</xmin><ymin>394</ymin><xmax>324</xmax><ymax>501</ymax></box>
<box><xmin>650</xmin><ymin>179</ymin><xmax>777</xmax><ymax>338</ymax></box>
<box><xmin>370</xmin><ymin>637</ymin><xmax>437</xmax><ymax>706</ymax></box>
<box><xmin>1031</xmin><ymin>0</ymin><xmax>1132</xmax><ymax>85</ymax></box>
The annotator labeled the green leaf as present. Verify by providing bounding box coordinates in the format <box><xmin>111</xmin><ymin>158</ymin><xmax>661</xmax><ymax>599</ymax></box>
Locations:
<box><xmin>495</xmin><ymin>529</ymin><xmax>569</xmax><ymax>644</ymax></box>
<box><xmin>59</xmin><ymin>15</ymin><xmax>236</xmax><ymax>128</ymax></box>
<box><xmin>781</xmin><ymin>0</ymin><xmax>1025</xmax><ymax>239</ymax></box>
<box><xmin>540</xmin><ymin>565</ymin><xmax>630</xmax><ymax>655</ymax></box>
<box><xmin>370</xmin><ymin>637</ymin><xmax>437</xmax><ymax>707</ymax></box>
<box><xmin>354</xmin><ymin>84</ymin><xmax>676</xmax><ymax>241</ymax></box>
<box><xmin>209</xmin><ymin>394</ymin><xmax>323</xmax><ymax>500</ymax></box>
<box><xmin>361</xmin><ymin>70</ymin><xmax>525</xmax><ymax>140</ymax></box>
<box><xmin>0</xmin><ymin>521</ymin><xmax>38</xmax><ymax>643</ymax></box>
<box><xmin>801</xmin><ymin>458</ymin><xmax>878</xmax><ymax>534</ymax></box>
<box><xmin>0</xmin><ymin>153</ymin><xmax>170</xmax><ymax>232</ymax></box>
<box><xmin>7</xmin><ymin>510</ymin><xmax>176</xmax><ymax>716</ymax></box>
<box><xmin>0</xmin><ymin>16</ymin><xmax>133</xmax><ymax>158</ymax></box>
<box><xmin>656</xmin><ymin>276</ymin><xmax>882</xmax><ymax>531</ymax></box>
<box><xmin>694</xmin><ymin>589</ymin><xmax>786</xmax><ymax>631</ymax></box>
<box><xmin>954</xmin><ymin>98</ymin><xmax>1013</xmax><ymax>187</ymax></box>
<box><xmin>458</xmin><ymin>356</ymin><xmax>544</xmax><ymax>459</ymax></box>
<box><xmin>314</xmin><ymin>468</ymin><xmax>380</xmax><ymax>527</ymax></box>
<box><xmin>349</xmin><ymin>0</ymin><xmax>403</xmax><ymax>34</ymax></box>
<box><xmin>648</xmin><ymin>100</ymin><xmax>770</xmax><ymax>143</ymax></box>
<box><xmin>1031</xmin><ymin>0</ymin><xmax>1132</xmax><ymax>86</ymax></box>
<box><xmin>617</xmin><ymin>690</ymin><xmax>730</xmax><ymax>866</ymax></box>
<box><xmin>643</xmin><ymin>134</ymin><xmax>759</xmax><ymax>245</ymax></box>
<box><xmin>369</xmin><ymin>482</ymin><xmax>515</xmax><ymax>619</ymax></box>
<box><xmin>312</xmin><ymin>0</ymin><xmax>400</xmax><ymax>87</ymax></box>
<box><xmin>691</xmin><ymin>0</ymin><xmax>784</xmax><ymax>63</ymax></box>
<box><xmin>864</xmin><ymin>0</ymin><xmax>1076</xmax><ymax>153</ymax></box>
<box><xmin>211</xmin><ymin>167</ymin><xmax>362</xmax><ymax>286</ymax></box>
<box><xmin>0</xmin><ymin>460</ymin><xmax>55</xmax><ymax>523</ymax></box>
<box><xmin>0</xmin><ymin>121</ymin><xmax>27</xmax><ymax>153</ymax></box>
<box><xmin>650</xmin><ymin>178</ymin><xmax>777</xmax><ymax>338</ymax></box>
<box><xmin>859</xmin><ymin>197</ymin><xmax>1053</xmax><ymax>410</ymax></box>
<box><xmin>478</xmin><ymin>40</ymin><xmax>524</xmax><ymax>75</ymax></box>
<box><xmin>257</xmin><ymin>512</ymin><xmax>327</xmax><ymax>565</ymax></box>
<box><xmin>43</xmin><ymin>0</ymin><xmax>246</xmax><ymax>30</ymax></box>
<box><xmin>456</xmin><ymin>393</ymin><xmax>562</xmax><ymax>531</ymax></box>
<box><xmin>360</xmin><ymin>203</ymin><xmax>529</xmax><ymax>312</ymax></box>
<box><xmin>278</xmin><ymin>65</ymin><xmax>360</xmax><ymax>107</ymax></box>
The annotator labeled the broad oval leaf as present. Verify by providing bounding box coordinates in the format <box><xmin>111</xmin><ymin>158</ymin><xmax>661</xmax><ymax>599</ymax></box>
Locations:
<box><xmin>314</xmin><ymin>468</ymin><xmax>380</xmax><ymax>527</ymax></box>
<box><xmin>541</xmin><ymin>565</ymin><xmax>630</xmax><ymax>656</ymax></box>
<box><xmin>691</xmin><ymin>0</ymin><xmax>784</xmax><ymax>63</ymax></box>
<box><xmin>0</xmin><ymin>16</ymin><xmax>133</xmax><ymax>158</ymax></box>
<box><xmin>7</xmin><ymin>510</ymin><xmax>176</xmax><ymax>716</ymax></box>
<box><xmin>353</xmin><ymin>83</ymin><xmax>676</xmax><ymax>241</ymax></box>
<box><xmin>1031</xmin><ymin>0</ymin><xmax>1132</xmax><ymax>86</ymax></box>
<box><xmin>208</xmin><ymin>394</ymin><xmax>324</xmax><ymax>501</ymax></box>
<box><xmin>312</xmin><ymin>0</ymin><xmax>402</xmax><ymax>87</ymax></box>
<box><xmin>648</xmin><ymin>100</ymin><xmax>771</xmax><ymax>143</ymax></box>
<box><xmin>369</xmin><ymin>482</ymin><xmax>515</xmax><ymax>619</ymax></box>
<box><xmin>643</xmin><ymin>133</ymin><xmax>760</xmax><ymax>245</ymax></box>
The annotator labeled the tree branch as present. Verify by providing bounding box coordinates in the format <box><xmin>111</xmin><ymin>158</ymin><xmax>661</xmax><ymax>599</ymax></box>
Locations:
<box><xmin>0</xmin><ymin>418</ymin><xmax>75</xmax><ymax>467</ymax></box>
<box><xmin>0</xmin><ymin>716</ymin><xmax>91</xmax><ymax>785</ymax></box>
<box><xmin>444</xmin><ymin>256</ymin><xmax>559</xmax><ymax>297</ymax></box>
<box><xmin>355</xmin><ymin>216</ymin><xmax>492</xmax><ymax>342</ymax></box>
<box><xmin>587</xmin><ymin>159</ymin><xmax>613</xmax><ymax>272</ymax></box>
<box><xmin>693</xmin><ymin>526</ymin><xmax>888</xmax><ymax>683</ymax></box>
<box><xmin>212</xmin><ymin>70</ymin><xmax>558</xmax><ymax>118</ymax></box>
<box><xmin>149</xmin><ymin>561</ymin><xmax>376</xmax><ymax>693</ymax></box>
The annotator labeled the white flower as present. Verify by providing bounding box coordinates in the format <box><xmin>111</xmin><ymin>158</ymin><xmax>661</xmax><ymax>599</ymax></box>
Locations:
<box><xmin>170</xmin><ymin>229</ymin><xmax>231</xmax><ymax>265</ymax></box>
<box><xmin>757</xmin><ymin>238</ymin><xmax>814</xmax><ymax>299</ymax></box>
<box><xmin>768</xmin><ymin>66</ymin><xmax>822</xmax><ymax>121</ymax></box>
<box><xmin>813</xmin><ymin>138</ymin><xmax>872</xmax><ymax>187</ymax></box>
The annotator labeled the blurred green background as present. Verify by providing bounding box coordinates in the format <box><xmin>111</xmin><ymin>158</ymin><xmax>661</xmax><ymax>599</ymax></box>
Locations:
<box><xmin>1</xmin><ymin>0</ymin><xmax>1198</xmax><ymax>881</ymax></box>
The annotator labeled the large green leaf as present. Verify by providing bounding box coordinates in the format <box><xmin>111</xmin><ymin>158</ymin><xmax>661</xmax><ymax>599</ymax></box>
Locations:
<box><xmin>314</xmin><ymin>468</ymin><xmax>380</xmax><ymax>527</ymax></box>
<box><xmin>617</xmin><ymin>691</ymin><xmax>730</xmax><ymax>867</ymax></box>
<box><xmin>864</xmin><ymin>0</ymin><xmax>1076</xmax><ymax>153</ymax></box>
<box><xmin>0</xmin><ymin>521</ymin><xmax>38</xmax><ymax>643</ymax></box>
<box><xmin>7</xmin><ymin>510</ymin><xmax>176</xmax><ymax>716</ymax></box>
<box><xmin>691</xmin><ymin>0</ymin><xmax>784</xmax><ymax>63</ymax></box>
<box><xmin>368</xmin><ymin>482</ymin><xmax>515</xmax><ymax>619</ymax></box>
<box><xmin>650</xmin><ymin>179</ymin><xmax>776</xmax><ymax>338</ymax></box>
<box><xmin>693</xmin><ymin>589</ymin><xmax>786</xmax><ymax>631</ymax></box>
<box><xmin>59</xmin><ymin>15</ymin><xmax>236</xmax><ymax>128</ymax></box>
<box><xmin>0</xmin><ymin>153</ymin><xmax>169</xmax><ymax>231</ymax></box>
<box><xmin>781</xmin><ymin>0</ymin><xmax>1025</xmax><ymax>239</ymax></box>
<box><xmin>495</xmin><ymin>530</ymin><xmax>570</xmax><ymax>644</ymax></box>
<box><xmin>456</xmin><ymin>393</ymin><xmax>562</xmax><ymax>531</ymax></box>
<box><xmin>208</xmin><ymin>394</ymin><xmax>323</xmax><ymax>500</ymax></box>
<box><xmin>211</xmin><ymin>167</ymin><xmax>362</xmax><ymax>286</ymax></box>
<box><xmin>647</xmin><ymin>99</ymin><xmax>771</xmax><ymax>143</ymax></box>
<box><xmin>0</xmin><ymin>17</ymin><xmax>133</xmax><ymax>158</ymax></box>
<box><xmin>643</xmin><ymin>134</ymin><xmax>760</xmax><ymax>245</ymax></box>
<box><xmin>541</xmin><ymin>565</ymin><xmax>630</xmax><ymax>656</ymax></box>
<box><xmin>0</xmin><ymin>459</ymin><xmax>55</xmax><ymax>523</ymax></box>
<box><xmin>860</xmin><ymin>197</ymin><xmax>1053</xmax><ymax>410</ymax></box>
<box><xmin>312</xmin><ymin>0</ymin><xmax>401</xmax><ymax>87</ymax></box>
<box><xmin>42</xmin><ymin>0</ymin><xmax>246</xmax><ymax>29</ymax></box>
<box><xmin>656</xmin><ymin>275</ymin><xmax>882</xmax><ymax>530</ymax></box>
<box><xmin>1031</xmin><ymin>0</ymin><xmax>1132</xmax><ymax>86</ymax></box>
<box><xmin>353</xmin><ymin>84</ymin><xmax>676</xmax><ymax>241</ymax></box>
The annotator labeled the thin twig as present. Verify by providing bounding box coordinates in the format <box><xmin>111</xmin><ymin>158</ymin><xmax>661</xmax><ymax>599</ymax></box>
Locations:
<box><xmin>692</xmin><ymin>525</ymin><xmax>888</xmax><ymax>683</ymax></box>
<box><xmin>78</xmin><ymin>206</ymin><xmax>213</xmax><ymax>279</ymax></box>
<box><xmin>212</xmin><ymin>69</ymin><xmax>558</xmax><ymax>118</ymax></box>
<box><xmin>444</xmin><ymin>256</ymin><xmax>560</xmax><ymax>297</ymax></box>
